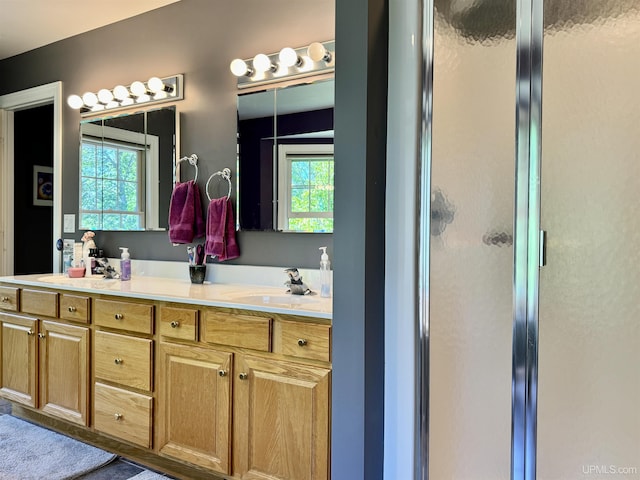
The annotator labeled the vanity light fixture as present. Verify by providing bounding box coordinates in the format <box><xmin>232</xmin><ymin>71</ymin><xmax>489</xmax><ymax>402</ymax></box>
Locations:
<box><xmin>67</xmin><ymin>74</ymin><xmax>184</xmax><ymax>117</ymax></box>
<box><xmin>230</xmin><ymin>40</ymin><xmax>334</xmax><ymax>89</ymax></box>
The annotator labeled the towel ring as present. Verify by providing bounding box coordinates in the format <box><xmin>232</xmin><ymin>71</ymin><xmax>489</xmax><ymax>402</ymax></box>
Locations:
<box><xmin>177</xmin><ymin>154</ymin><xmax>199</xmax><ymax>183</ymax></box>
<box><xmin>206</xmin><ymin>168</ymin><xmax>232</xmax><ymax>201</ymax></box>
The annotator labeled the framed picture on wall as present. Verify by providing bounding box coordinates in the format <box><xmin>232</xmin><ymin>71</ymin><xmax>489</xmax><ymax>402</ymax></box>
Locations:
<box><xmin>33</xmin><ymin>165</ymin><xmax>53</xmax><ymax>206</ymax></box>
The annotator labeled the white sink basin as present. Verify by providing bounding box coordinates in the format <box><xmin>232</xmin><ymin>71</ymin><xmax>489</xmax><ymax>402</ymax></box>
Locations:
<box><xmin>37</xmin><ymin>275</ymin><xmax>119</xmax><ymax>289</ymax></box>
<box><xmin>230</xmin><ymin>294</ymin><xmax>319</xmax><ymax>307</ymax></box>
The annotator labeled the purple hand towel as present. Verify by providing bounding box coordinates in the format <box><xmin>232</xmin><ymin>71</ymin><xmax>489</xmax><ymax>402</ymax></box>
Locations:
<box><xmin>205</xmin><ymin>197</ymin><xmax>240</xmax><ymax>261</ymax></box>
<box><xmin>168</xmin><ymin>180</ymin><xmax>205</xmax><ymax>244</ymax></box>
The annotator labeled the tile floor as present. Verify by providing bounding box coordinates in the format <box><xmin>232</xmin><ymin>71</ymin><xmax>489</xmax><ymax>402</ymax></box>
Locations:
<box><xmin>0</xmin><ymin>399</ymin><xmax>175</xmax><ymax>479</ymax></box>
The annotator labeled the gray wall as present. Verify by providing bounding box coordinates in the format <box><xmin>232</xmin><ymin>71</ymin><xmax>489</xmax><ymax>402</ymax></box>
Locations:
<box><xmin>0</xmin><ymin>0</ymin><xmax>334</xmax><ymax>268</ymax></box>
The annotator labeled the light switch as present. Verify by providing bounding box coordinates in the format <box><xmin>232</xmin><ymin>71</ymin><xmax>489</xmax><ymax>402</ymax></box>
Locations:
<box><xmin>64</xmin><ymin>214</ymin><xmax>76</xmax><ymax>233</ymax></box>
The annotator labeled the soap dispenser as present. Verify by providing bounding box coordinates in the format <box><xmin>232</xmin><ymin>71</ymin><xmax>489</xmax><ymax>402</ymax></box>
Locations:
<box><xmin>119</xmin><ymin>247</ymin><xmax>131</xmax><ymax>281</ymax></box>
<box><xmin>319</xmin><ymin>246</ymin><xmax>331</xmax><ymax>298</ymax></box>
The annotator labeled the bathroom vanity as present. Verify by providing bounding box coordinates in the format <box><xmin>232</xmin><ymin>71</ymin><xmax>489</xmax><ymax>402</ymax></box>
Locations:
<box><xmin>0</xmin><ymin>274</ymin><xmax>331</xmax><ymax>480</ymax></box>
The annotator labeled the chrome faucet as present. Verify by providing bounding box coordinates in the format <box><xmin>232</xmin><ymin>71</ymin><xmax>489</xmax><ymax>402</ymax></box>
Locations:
<box><xmin>284</xmin><ymin>268</ymin><xmax>311</xmax><ymax>295</ymax></box>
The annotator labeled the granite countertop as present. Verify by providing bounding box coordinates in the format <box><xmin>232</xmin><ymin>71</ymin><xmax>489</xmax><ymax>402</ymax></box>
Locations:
<box><xmin>0</xmin><ymin>274</ymin><xmax>332</xmax><ymax>320</ymax></box>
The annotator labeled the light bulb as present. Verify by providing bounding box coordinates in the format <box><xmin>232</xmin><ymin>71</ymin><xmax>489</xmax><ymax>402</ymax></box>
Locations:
<box><xmin>82</xmin><ymin>92</ymin><xmax>98</xmax><ymax>107</ymax></box>
<box><xmin>113</xmin><ymin>85</ymin><xmax>129</xmax><ymax>100</ymax></box>
<box><xmin>230</xmin><ymin>58</ymin><xmax>251</xmax><ymax>77</ymax></box>
<box><xmin>279</xmin><ymin>47</ymin><xmax>301</xmax><ymax>68</ymax></box>
<box><xmin>67</xmin><ymin>94</ymin><xmax>84</xmax><ymax>109</ymax></box>
<box><xmin>147</xmin><ymin>76</ymin><xmax>165</xmax><ymax>93</ymax></box>
<box><xmin>307</xmin><ymin>42</ymin><xmax>332</xmax><ymax>62</ymax></box>
<box><xmin>136</xmin><ymin>93</ymin><xmax>151</xmax><ymax>103</ymax></box>
<box><xmin>120</xmin><ymin>97</ymin><xmax>134</xmax><ymax>107</ymax></box>
<box><xmin>253</xmin><ymin>53</ymin><xmax>274</xmax><ymax>73</ymax></box>
<box><xmin>130</xmin><ymin>81</ymin><xmax>147</xmax><ymax>97</ymax></box>
<box><xmin>154</xmin><ymin>91</ymin><xmax>168</xmax><ymax>100</ymax></box>
<box><xmin>97</xmin><ymin>88</ymin><xmax>113</xmax><ymax>104</ymax></box>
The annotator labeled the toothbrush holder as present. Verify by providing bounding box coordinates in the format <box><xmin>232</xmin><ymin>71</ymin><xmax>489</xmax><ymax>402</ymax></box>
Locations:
<box><xmin>189</xmin><ymin>265</ymin><xmax>207</xmax><ymax>284</ymax></box>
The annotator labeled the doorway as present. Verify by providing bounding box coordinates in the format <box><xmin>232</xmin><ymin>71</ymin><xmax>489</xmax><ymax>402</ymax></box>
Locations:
<box><xmin>0</xmin><ymin>81</ymin><xmax>63</xmax><ymax>275</ymax></box>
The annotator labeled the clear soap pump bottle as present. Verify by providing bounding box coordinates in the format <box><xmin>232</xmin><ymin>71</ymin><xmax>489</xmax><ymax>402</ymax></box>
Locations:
<box><xmin>319</xmin><ymin>246</ymin><xmax>331</xmax><ymax>298</ymax></box>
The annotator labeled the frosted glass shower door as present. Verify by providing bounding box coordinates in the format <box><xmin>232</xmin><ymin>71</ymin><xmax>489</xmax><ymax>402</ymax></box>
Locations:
<box><xmin>537</xmin><ymin>4</ymin><xmax>640</xmax><ymax>479</ymax></box>
<box><xmin>428</xmin><ymin>7</ymin><xmax>516</xmax><ymax>478</ymax></box>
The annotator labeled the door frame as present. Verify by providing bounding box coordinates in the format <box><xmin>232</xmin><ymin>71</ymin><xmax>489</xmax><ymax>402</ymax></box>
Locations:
<box><xmin>0</xmin><ymin>81</ymin><xmax>63</xmax><ymax>275</ymax></box>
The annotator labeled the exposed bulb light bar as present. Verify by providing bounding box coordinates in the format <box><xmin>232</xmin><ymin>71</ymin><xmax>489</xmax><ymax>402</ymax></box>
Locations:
<box><xmin>67</xmin><ymin>74</ymin><xmax>184</xmax><ymax>116</ymax></box>
<box><xmin>230</xmin><ymin>40</ymin><xmax>334</xmax><ymax>89</ymax></box>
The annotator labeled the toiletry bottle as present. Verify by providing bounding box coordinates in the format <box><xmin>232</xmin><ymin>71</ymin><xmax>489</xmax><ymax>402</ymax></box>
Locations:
<box><xmin>319</xmin><ymin>246</ymin><xmax>331</xmax><ymax>298</ymax></box>
<box><xmin>119</xmin><ymin>247</ymin><xmax>131</xmax><ymax>281</ymax></box>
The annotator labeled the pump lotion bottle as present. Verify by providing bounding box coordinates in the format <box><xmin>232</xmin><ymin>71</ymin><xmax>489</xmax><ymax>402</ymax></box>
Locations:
<box><xmin>119</xmin><ymin>247</ymin><xmax>131</xmax><ymax>281</ymax></box>
<box><xmin>319</xmin><ymin>246</ymin><xmax>331</xmax><ymax>298</ymax></box>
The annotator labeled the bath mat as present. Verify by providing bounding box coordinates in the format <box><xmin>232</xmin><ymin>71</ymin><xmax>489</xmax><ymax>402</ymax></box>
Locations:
<box><xmin>0</xmin><ymin>415</ymin><xmax>116</xmax><ymax>479</ymax></box>
<box><xmin>129</xmin><ymin>470</ymin><xmax>169</xmax><ymax>479</ymax></box>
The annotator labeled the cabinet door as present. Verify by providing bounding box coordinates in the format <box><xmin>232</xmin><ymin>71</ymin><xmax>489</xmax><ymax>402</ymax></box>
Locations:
<box><xmin>39</xmin><ymin>321</ymin><xmax>90</xmax><ymax>426</ymax></box>
<box><xmin>234</xmin><ymin>355</ymin><xmax>331</xmax><ymax>480</ymax></box>
<box><xmin>0</xmin><ymin>314</ymin><xmax>38</xmax><ymax>407</ymax></box>
<box><xmin>158</xmin><ymin>343</ymin><xmax>232</xmax><ymax>474</ymax></box>
<box><xmin>0</xmin><ymin>313</ymin><xmax>37</xmax><ymax>407</ymax></box>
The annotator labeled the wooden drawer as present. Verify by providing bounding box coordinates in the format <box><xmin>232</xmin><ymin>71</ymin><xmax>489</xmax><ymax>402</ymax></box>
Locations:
<box><xmin>95</xmin><ymin>299</ymin><xmax>153</xmax><ymax>334</ymax></box>
<box><xmin>21</xmin><ymin>289</ymin><xmax>58</xmax><ymax>318</ymax></box>
<box><xmin>159</xmin><ymin>306</ymin><xmax>197</xmax><ymax>342</ymax></box>
<box><xmin>0</xmin><ymin>286</ymin><xmax>19</xmax><ymax>312</ymax></box>
<box><xmin>94</xmin><ymin>382</ymin><xmax>153</xmax><ymax>448</ymax></box>
<box><xmin>274</xmin><ymin>320</ymin><xmax>331</xmax><ymax>362</ymax></box>
<box><xmin>95</xmin><ymin>331</ymin><xmax>153</xmax><ymax>391</ymax></box>
<box><xmin>202</xmin><ymin>312</ymin><xmax>271</xmax><ymax>352</ymax></box>
<box><xmin>59</xmin><ymin>294</ymin><xmax>90</xmax><ymax>323</ymax></box>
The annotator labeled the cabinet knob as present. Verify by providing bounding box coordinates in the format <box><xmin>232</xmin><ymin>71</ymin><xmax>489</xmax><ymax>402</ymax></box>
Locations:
<box><xmin>27</xmin><ymin>329</ymin><xmax>34</xmax><ymax>336</ymax></box>
<box><xmin>38</xmin><ymin>333</ymin><xmax>46</xmax><ymax>339</ymax></box>
<box><xmin>114</xmin><ymin>413</ymin><xmax>123</xmax><ymax>421</ymax></box>
<box><xmin>239</xmin><ymin>372</ymin><xmax>248</xmax><ymax>380</ymax></box>
<box><xmin>0</xmin><ymin>296</ymin><xmax>9</xmax><ymax>302</ymax></box>
<box><xmin>170</xmin><ymin>321</ymin><xmax>180</xmax><ymax>328</ymax></box>
<box><xmin>114</xmin><ymin>313</ymin><xmax>123</xmax><ymax>320</ymax></box>
<box><xmin>218</xmin><ymin>369</ymin><xmax>227</xmax><ymax>377</ymax></box>
<box><xmin>114</xmin><ymin>358</ymin><xmax>123</xmax><ymax>365</ymax></box>
<box><xmin>297</xmin><ymin>338</ymin><xmax>308</xmax><ymax>347</ymax></box>
<box><xmin>68</xmin><ymin>306</ymin><xmax>77</xmax><ymax>312</ymax></box>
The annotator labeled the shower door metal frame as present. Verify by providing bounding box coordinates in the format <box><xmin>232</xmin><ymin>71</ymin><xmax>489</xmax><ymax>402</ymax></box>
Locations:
<box><xmin>415</xmin><ymin>0</ymin><xmax>544</xmax><ymax>478</ymax></box>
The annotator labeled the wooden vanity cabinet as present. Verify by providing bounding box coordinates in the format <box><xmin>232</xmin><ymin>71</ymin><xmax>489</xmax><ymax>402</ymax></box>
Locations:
<box><xmin>0</xmin><ymin>282</ymin><xmax>331</xmax><ymax>480</ymax></box>
<box><xmin>0</xmin><ymin>310</ymin><xmax>90</xmax><ymax>426</ymax></box>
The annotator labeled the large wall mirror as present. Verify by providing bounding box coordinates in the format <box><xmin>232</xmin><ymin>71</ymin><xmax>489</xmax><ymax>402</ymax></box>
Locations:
<box><xmin>237</xmin><ymin>77</ymin><xmax>334</xmax><ymax>232</ymax></box>
<box><xmin>79</xmin><ymin>106</ymin><xmax>176</xmax><ymax>231</ymax></box>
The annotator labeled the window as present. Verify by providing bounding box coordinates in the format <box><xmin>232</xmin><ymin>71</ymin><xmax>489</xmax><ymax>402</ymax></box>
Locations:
<box><xmin>79</xmin><ymin>124</ymin><xmax>159</xmax><ymax>231</ymax></box>
<box><xmin>277</xmin><ymin>144</ymin><xmax>334</xmax><ymax>232</ymax></box>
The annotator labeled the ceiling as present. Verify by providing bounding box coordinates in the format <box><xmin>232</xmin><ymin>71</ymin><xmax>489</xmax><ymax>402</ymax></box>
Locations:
<box><xmin>0</xmin><ymin>0</ymin><xmax>180</xmax><ymax>61</ymax></box>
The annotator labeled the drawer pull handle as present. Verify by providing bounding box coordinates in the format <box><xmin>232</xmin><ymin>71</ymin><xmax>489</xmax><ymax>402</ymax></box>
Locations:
<box><xmin>170</xmin><ymin>321</ymin><xmax>180</xmax><ymax>328</ymax></box>
<box><xmin>297</xmin><ymin>338</ymin><xmax>308</xmax><ymax>347</ymax></box>
<box><xmin>114</xmin><ymin>358</ymin><xmax>123</xmax><ymax>365</ymax></box>
<box><xmin>38</xmin><ymin>333</ymin><xmax>46</xmax><ymax>339</ymax></box>
<box><xmin>218</xmin><ymin>369</ymin><xmax>227</xmax><ymax>377</ymax></box>
<box><xmin>0</xmin><ymin>296</ymin><xmax>9</xmax><ymax>302</ymax></box>
<box><xmin>27</xmin><ymin>329</ymin><xmax>34</xmax><ymax>336</ymax></box>
<box><xmin>114</xmin><ymin>413</ymin><xmax>123</xmax><ymax>421</ymax></box>
<box><xmin>114</xmin><ymin>313</ymin><xmax>124</xmax><ymax>320</ymax></box>
<box><xmin>239</xmin><ymin>372</ymin><xmax>248</xmax><ymax>380</ymax></box>
<box><xmin>68</xmin><ymin>306</ymin><xmax>77</xmax><ymax>312</ymax></box>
